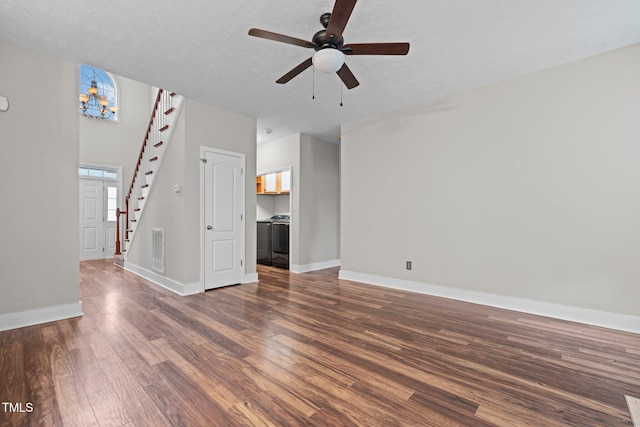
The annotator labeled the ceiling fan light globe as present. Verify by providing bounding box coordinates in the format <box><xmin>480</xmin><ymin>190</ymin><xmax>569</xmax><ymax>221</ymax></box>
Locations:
<box><xmin>312</xmin><ymin>49</ymin><xmax>345</xmax><ymax>73</ymax></box>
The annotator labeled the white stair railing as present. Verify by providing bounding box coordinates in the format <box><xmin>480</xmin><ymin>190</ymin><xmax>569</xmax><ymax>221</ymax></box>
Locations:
<box><xmin>116</xmin><ymin>89</ymin><xmax>182</xmax><ymax>257</ymax></box>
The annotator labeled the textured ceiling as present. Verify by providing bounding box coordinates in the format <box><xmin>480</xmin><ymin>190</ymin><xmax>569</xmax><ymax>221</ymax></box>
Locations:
<box><xmin>1</xmin><ymin>0</ymin><xmax>639</xmax><ymax>144</ymax></box>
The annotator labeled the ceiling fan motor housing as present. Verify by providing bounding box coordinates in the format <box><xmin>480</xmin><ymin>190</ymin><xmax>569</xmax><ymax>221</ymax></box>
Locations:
<box><xmin>313</xmin><ymin>29</ymin><xmax>344</xmax><ymax>50</ymax></box>
<box><xmin>314</xmin><ymin>12</ymin><xmax>344</xmax><ymax>50</ymax></box>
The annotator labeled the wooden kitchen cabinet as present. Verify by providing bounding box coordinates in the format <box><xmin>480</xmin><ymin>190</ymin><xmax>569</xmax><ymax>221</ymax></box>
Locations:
<box><xmin>256</xmin><ymin>170</ymin><xmax>291</xmax><ymax>195</ymax></box>
<box><xmin>256</xmin><ymin>175</ymin><xmax>266</xmax><ymax>194</ymax></box>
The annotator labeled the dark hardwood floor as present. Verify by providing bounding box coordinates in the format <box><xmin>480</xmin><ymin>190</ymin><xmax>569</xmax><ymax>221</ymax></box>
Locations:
<box><xmin>1</xmin><ymin>259</ymin><xmax>639</xmax><ymax>426</ymax></box>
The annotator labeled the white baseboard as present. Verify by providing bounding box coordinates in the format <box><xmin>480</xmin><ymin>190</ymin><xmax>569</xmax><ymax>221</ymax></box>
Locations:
<box><xmin>243</xmin><ymin>272</ymin><xmax>259</xmax><ymax>283</ymax></box>
<box><xmin>0</xmin><ymin>301</ymin><xmax>83</xmax><ymax>332</ymax></box>
<box><xmin>626</xmin><ymin>395</ymin><xmax>640</xmax><ymax>427</ymax></box>
<box><xmin>125</xmin><ymin>262</ymin><xmax>202</xmax><ymax>296</ymax></box>
<box><xmin>339</xmin><ymin>270</ymin><xmax>640</xmax><ymax>334</ymax></box>
<box><xmin>182</xmin><ymin>281</ymin><xmax>204</xmax><ymax>296</ymax></box>
<box><xmin>291</xmin><ymin>259</ymin><xmax>340</xmax><ymax>274</ymax></box>
<box><xmin>125</xmin><ymin>263</ymin><xmax>259</xmax><ymax>294</ymax></box>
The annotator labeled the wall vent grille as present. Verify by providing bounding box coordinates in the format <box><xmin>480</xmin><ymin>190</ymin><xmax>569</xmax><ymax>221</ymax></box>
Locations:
<box><xmin>151</xmin><ymin>228</ymin><xmax>165</xmax><ymax>274</ymax></box>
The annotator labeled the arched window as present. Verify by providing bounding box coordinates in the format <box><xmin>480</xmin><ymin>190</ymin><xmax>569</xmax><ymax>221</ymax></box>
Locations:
<box><xmin>78</xmin><ymin>64</ymin><xmax>118</xmax><ymax>121</ymax></box>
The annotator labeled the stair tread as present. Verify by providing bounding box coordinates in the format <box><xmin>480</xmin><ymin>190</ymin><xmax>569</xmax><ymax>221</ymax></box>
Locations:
<box><xmin>121</xmin><ymin>91</ymin><xmax>178</xmax><ymax>250</ymax></box>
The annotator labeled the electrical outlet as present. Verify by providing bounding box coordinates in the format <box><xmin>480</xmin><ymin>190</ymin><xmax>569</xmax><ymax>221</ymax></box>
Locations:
<box><xmin>406</xmin><ymin>261</ymin><xmax>412</xmax><ymax>270</ymax></box>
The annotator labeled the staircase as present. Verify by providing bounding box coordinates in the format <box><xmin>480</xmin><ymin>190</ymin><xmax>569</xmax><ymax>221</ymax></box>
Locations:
<box><xmin>114</xmin><ymin>88</ymin><xmax>183</xmax><ymax>266</ymax></box>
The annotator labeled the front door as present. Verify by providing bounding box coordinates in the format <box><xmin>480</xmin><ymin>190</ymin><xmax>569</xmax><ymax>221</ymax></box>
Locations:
<box><xmin>79</xmin><ymin>178</ymin><xmax>105</xmax><ymax>260</ymax></box>
<box><xmin>203</xmin><ymin>148</ymin><xmax>245</xmax><ymax>289</ymax></box>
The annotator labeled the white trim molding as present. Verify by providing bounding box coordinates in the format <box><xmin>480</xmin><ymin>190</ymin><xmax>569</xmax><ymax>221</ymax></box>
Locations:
<box><xmin>291</xmin><ymin>259</ymin><xmax>340</xmax><ymax>274</ymax></box>
<box><xmin>125</xmin><ymin>262</ymin><xmax>257</xmax><ymax>295</ymax></box>
<box><xmin>243</xmin><ymin>273</ymin><xmax>259</xmax><ymax>284</ymax></box>
<box><xmin>125</xmin><ymin>262</ymin><xmax>202</xmax><ymax>296</ymax></box>
<box><xmin>0</xmin><ymin>301</ymin><xmax>83</xmax><ymax>332</ymax></box>
<box><xmin>339</xmin><ymin>270</ymin><xmax>640</xmax><ymax>334</ymax></box>
<box><xmin>626</xmin><ymin>395</ymin><xmax>640</xmax><ymax>427</ymax></box>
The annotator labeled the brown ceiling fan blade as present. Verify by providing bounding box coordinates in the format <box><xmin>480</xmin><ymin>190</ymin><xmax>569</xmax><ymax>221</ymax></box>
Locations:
<box><xmin>337</xmin><ymin>63</ymin><xmax>359</xmax><ymax>89</ymax></box>
<box><xmin>342</xmin><ymin>42</ymin><xmax>410</xmax><ymax>55</ymax></box>
<box><xmin>276</xmin><ymin>58</ymin><xmax>314</xmax><ymax>84</ymax></box>
<box><xmin>326</xmin><ymin>0</ymin><xmax>357</xmax><ymax>42</ymax></box>
<box><xmin>249</xmin><ymin>28</ymin><xmax>316</xmax><ymax>49</ymax></box>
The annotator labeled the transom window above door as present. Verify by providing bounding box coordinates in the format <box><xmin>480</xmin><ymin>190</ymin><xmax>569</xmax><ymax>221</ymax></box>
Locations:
<box><xmin>79</xmin><ymin>166</ymin><xmax>119</xmax><ymax>180</ymax></box>
<box><xmin>78</xmin><ymin>64</ymin><xmax>118</xmax><ymax>120</ymax></box>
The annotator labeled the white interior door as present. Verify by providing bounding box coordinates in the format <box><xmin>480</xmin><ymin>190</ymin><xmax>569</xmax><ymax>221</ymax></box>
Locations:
<box><xmin>203</xmin><ymin>148</ymin><xmax>245</xmax><ymax>289</ymax></box>
<box><xmin>79</xmin><ymin>179</ymin><xmax>105</xmax><ymax>260</ymax></box>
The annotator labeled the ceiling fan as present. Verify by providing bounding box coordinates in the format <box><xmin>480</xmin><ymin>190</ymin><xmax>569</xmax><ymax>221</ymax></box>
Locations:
<box><xmin>248</xmin><ymin>0</ymin><xmax>410</xmax><ymax>89</ymax></box>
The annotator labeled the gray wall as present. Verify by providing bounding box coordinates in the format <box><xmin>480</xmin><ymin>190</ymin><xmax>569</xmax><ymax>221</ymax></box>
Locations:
<box><xmin>299</xmin><ymin>134</ymin><xmax>340</xmax><ymax>266</ymax></box>
<box><xmin>126</xmin><ymin>98</ymin><xmax>257</xmax><ymax>286</ymax></box>
<box><xmin>0</xmin><ymin>42</ymin><xmax>81</xmax><ymax>318</ymax></box>
<box><xmin>257</xmin><ymin>194</ymin><xmax>290</xmax><ymax>220</ymax></box>
<box><xmin>341</xmin><ymin>44</ymin><xmax>640</xmax><ymax>318</ymax></box>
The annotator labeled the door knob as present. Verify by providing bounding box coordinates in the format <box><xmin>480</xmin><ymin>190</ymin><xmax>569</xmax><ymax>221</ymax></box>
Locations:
<box><xmin>206</xmin><ymin>225</ymin><xmax>213</xmax><ymax>230</ymax></box>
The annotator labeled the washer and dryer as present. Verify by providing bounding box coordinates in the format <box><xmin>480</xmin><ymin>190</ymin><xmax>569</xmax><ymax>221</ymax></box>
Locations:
<box><xmin>257</xmin><ymin>215</ymin><xmax>290</xmax><ymax>269</ymax></box>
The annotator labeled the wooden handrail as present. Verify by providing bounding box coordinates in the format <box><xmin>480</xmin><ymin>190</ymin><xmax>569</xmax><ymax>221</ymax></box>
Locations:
<box><xmin>126</xmin><ymin>88</ymin><xmax>164</xmax><ymax>202</ymax></box>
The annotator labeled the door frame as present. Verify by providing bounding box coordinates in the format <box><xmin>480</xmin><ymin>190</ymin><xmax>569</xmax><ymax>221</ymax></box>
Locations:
<box><xmin>257</xmin><ymin>166</ymin><xmax>294</xmax><ymax>266</ymax></box>
<box><xmin>79</xmin><ymin>163</ymin><xmax>123</xmax><ymax>260</ymax></box>
<box><xmin>199</xmin><ymin>147</ymin><xmax>246</xmax><ymax>291</ymax></box>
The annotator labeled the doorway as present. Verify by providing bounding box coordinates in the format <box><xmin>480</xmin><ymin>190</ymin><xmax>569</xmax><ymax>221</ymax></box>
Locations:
<box><xmin>79</xmin><ymin>165</ymin><xmax>121</xmax><ymax>260</ymax></box>
<box><xmin>201</xmin><ymin>147</ymin><xmax>245</xmax><ymax>289</ymax></box>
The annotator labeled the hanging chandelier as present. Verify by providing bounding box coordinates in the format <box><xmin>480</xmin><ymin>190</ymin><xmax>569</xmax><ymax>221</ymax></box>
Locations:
<box><xmin>78</xmin><ymin>66</ymin><xmax>118</xmax><ymax>119</ymax></box>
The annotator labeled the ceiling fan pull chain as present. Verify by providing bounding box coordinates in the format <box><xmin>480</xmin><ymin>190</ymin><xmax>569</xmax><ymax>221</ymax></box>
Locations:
<box><xmin>340</xmin><ymin>69</ymin><xmax>343</xmax><ymax>106</ymax></box>
<box><xmin>312</xmin><ymin>68</ymin><xmax>316</xmax><ymax>100</ymax></box>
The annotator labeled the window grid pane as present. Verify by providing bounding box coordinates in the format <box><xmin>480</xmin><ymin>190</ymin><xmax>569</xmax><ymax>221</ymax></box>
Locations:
<box><xmin>107</xmin><ymin>186</ymin><xmax>118</xmax><ymax>222</ymax></box>
<box><xmin>78</xmin><ymin>168</ymin><xmax>119</xmax><ymax>181</ymax></box>
<box><xmin>79</xmin><ymin>64</ymin><xmax>118</xmax><ymax>121</ymax></box>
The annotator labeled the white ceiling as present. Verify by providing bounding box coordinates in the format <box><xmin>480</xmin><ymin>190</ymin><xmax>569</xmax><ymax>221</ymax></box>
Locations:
<box><xmin>1</xmin><ymin>0</ymin><xmax>639</xmax><ymax>144</ymax></box>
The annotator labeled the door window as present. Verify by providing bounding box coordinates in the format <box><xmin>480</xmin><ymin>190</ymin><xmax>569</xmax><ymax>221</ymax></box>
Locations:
<box><xmin>107</xmin><ymin>187</ymin><xmax>118</xmax><ymax>221</ymax></box>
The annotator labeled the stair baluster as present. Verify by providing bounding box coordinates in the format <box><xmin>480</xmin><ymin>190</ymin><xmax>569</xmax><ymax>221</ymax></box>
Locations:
<box><xmin>119</xmin><ymin>89</ymin><xmax>182</xmax><ymax>257</ymax></box>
